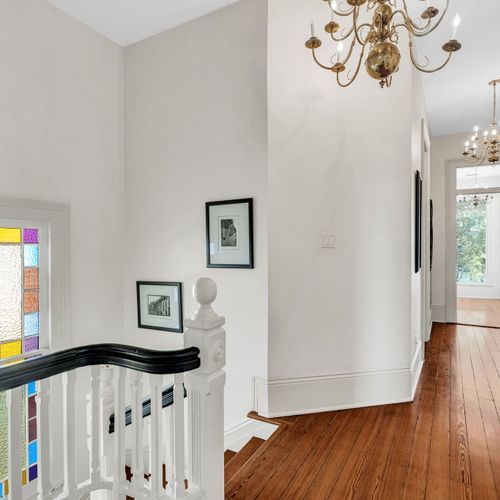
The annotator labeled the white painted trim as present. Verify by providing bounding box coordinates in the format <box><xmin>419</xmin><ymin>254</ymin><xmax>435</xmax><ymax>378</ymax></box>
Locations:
<box><xmin>224</xmin><ymin>418</ymin><xmax>278</xmax><ymax>452</ymax></box>
<box><xmin>431</xmin><ymin>305</ymin><xmax>446</xmax><ymax>323</ymax></box>
<box><xmin>410</xmin><ymin>341</ymin><xmax>424</xmax><ymax>398</ymax></box>
<box><xmin>445</xmin><ymin>160</ymin><xmax>461</xmax><ymax>323</ymax></box>
<box><xmin>257</xmin><ymin>364</ymin><xmax>421</xmax><ymax>418</ymax></box>
<box><xmin>0</xmin><ymin>198</ymin><xmax>70</xmax><ymax>349</ymax></box>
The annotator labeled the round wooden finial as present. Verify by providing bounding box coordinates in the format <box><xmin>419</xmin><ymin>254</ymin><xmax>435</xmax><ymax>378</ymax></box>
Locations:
<box><xmin>193</xmin><ymin>277</ymin><xmax>217</xmax><ymax>305</ymax></box>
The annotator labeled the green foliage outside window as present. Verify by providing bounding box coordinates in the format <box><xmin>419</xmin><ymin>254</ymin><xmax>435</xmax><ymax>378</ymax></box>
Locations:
<box><xmin>456</xmin><ymin>198</ymin><xmax>487</xmax><ymax>283</ymax></box>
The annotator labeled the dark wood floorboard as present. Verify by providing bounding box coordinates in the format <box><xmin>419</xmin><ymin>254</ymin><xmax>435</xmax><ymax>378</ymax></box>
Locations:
<box><xmin>225</xmin><ymin>324</ymin><xmax>500</xmax><ymax>499</ymax></box>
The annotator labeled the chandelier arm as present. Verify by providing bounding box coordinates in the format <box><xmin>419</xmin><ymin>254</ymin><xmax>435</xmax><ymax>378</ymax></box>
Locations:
<box><xmin>396</xmin><ymin>4</ymin><xmax>430</xmax><ymax>32</ymax></box>
<box><xmin>408</xmin><ymin>41</ymin><xmax>453</xmax><ymax>73</ymax></box>
<box><xmin>328</xmin><ymin>2</ymin><xmax>355</xmax><ymax>17</ymax></box>
<box><xmin>352</xmin><ymin>8</ymin><xmax>369</xmax><ymax>46</ymax></box>
<box><xmin>338</xmin><ymin>39</ymin><xmax>357</xmax><ymax>66</ymax></box>
<box><xmin>336</xmin><ymin>46</ymin><xmax>366</xmax><ymax>88</ymax></box>
<box><xmin>311</xmin><ymin>48</ymin><xmax>334</xmax><ymax>71</ymax></box>
<box><xmin>329</xmin><ymin>24</ymin><xmax>355</xmax><ymax>42</ymax></box>
<box><xmin>391</xmin><ymin>12</ymin><xmax>431</xmax><ymax>35</ymax></box>
<box><xmin>409</xmin><ymin>0</ymin><xmax>451</xmax><ymax>38</ymax></box>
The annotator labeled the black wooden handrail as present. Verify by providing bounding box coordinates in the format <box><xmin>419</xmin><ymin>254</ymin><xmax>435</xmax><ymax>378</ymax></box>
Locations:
<box><xmin>108</xmin><ymin>384</ymin><xmax>187</xmax><ymax>433</ymax></box>
<box><xmin>0</xmin><ymin>343</ymin><xmax>200</xmax><ymax>392</ymax></box>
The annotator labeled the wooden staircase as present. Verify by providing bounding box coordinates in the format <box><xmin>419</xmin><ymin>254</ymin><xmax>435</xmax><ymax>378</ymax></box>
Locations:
<box><xmin>224</xmin><ymin>412</ymin><xmax>292</xmax><ymax>498</ymax></box>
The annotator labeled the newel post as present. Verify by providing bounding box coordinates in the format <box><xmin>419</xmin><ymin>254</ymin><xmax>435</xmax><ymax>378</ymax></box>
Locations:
<box><xmin>184</xmin><ymin>278</ymin><xmax>226</xmax><ymax>500</ymax></box>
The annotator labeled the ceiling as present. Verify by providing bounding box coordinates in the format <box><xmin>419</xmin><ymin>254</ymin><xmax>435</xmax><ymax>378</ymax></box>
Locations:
<box><xmin>412</xmin><ymin>0</ymin><xmax>500</xmax><ymax>137</ymax></box>
<box><xmin>43</xmin><ymin>0</ymin><xmax>239</xmax><ymax>47</ymax></box>
<box><xmin>42</xmin><ymin>0</ymin><xmax>498</xmax><ymax>137</ymax></box>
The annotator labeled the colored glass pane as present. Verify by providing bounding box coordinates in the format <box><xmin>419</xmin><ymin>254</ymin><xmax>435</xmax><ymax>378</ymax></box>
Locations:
<box><xmin>28</xmin><ymin>465</ymin><xmax>37</xmax><ymax>482</ymax></box>
<box><xmin>28</xmin><ymin>419</ymin><xmax>37</xmax><ymax>442</ymax></box>
<box><xmin>23</xmin><ymin>268</ymin><xmax>39</xmax><ymax>290</ymax></box>
<box><xmin>21</xmin><ymin>387</ymin><xmax>26</xmax><ymax>470</ymax></box>
<box><xmin>0</xmin><ymin>246</ymin><xmax>22</xmax><ymax>343</ymax></box>
<box><xmin>0</xmin><ymin>393</ymin><xmax>7</xmax><ymax>482</ymax></box>
<box><xmin>28</xmin><ymin>441</ymin><xmax>37</xmax><ymax>466</ymax></box>
<box><xmin>28</xmin><ymin>396</ymin><xmax>36</xmax><ymax>419</ymax></box>
<box><xmin>23</xmin><ymin>246</ymin><xmax>39</xmax><ymax>268</ymax></box>
<box><xmin>0</xmin><ymin>341</ymin><xmax>21</xmax><ymax>359</ymax></box>
<box><xmin>27</xmin><ymin>382</ymin><xmax>36</xmax><ymax>397</ymax></box>
<box><xmin>23</xmin><ymin>229</ymin><xmax>38</xmax><ymax>245</ymax></box>
<box><xmin>0</xmin><ymin>482</ymin><xmax>3</xmax><ymax>498</ymax></box>
<box><xmin>0</xmin><ymin>228</ymin><xmax>21</xmax><ymax>244</ymax></box>
<box><xmin>24</xmin><ymin>313</ymin><xmax>39</xmax><ymax>337</ymax></box>
<box><xmin>24</xmin><ymin>337</ymin><xmax>39</xmax><ymax>353</ymax></box>
<box><xmin>21</xmin><ymin>470</ymin><xmax>26</xmax><ymax>486</ymax></box>
<box><xmin>23</xmin><ymin>291</ymin><xmax>39</xmax><ymax>314</ymax></box>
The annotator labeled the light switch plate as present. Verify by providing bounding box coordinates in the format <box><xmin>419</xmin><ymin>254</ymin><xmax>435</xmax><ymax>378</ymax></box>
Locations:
<box><xmin>321</xmin><ymin>233</ymin><xmax>336</xmax><ymax>248</ymax></box>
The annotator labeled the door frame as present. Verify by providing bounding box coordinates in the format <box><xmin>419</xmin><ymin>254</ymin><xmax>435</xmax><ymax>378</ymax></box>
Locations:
<box><xmin>421</xmin><ymin>121</ymin><xmax>432</xmax><ymax>343</ymax></box>
<box><xmin>444</xmin><ymin>161</ymin><xmax>500</xmax><ymax>322</ymax></box>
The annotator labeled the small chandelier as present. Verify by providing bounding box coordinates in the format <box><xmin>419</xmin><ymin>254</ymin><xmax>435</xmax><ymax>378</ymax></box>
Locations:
<box><xmin>462</xmin><ymin>80</ymin><xmax>500</xmax><ymax>165</ymax></box>
<box><xmin>305</xmin><ymin>0</ymin><xmax>462</xmax><ymax>89</ymax></box>
<box><xmin>458</xmin><ymin>194</ymin><xmax>493</xmax><ymax>208</ymax></box>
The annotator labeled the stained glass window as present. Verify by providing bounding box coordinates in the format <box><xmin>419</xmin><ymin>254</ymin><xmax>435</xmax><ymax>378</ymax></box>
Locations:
<box><xmin>0</xmin><ymin>226</ymin><xmax>41</xmax><ymax>497</ymax></box>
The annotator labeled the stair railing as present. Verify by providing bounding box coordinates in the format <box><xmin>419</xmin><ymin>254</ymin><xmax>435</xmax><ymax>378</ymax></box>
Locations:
<box><xmin>0</xmin><ymin>277</ymin><xmax>226</xmax><ymax>500</ymax></box>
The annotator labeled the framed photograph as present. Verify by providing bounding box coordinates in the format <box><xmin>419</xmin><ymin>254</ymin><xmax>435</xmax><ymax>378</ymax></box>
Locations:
<box><xmin>415</xmin><ymin>171</ymin><xmax>423</xmax><ymax>273</ymax></box>
<box><xmin>136</xmin><ymin>281</ymin><xmax>183</xmax><ymax>333</ymax></box>
<box><xmin>206</xmin><ymin>198</ymin><xmax>254</xmax><ymax>268</ymax></box>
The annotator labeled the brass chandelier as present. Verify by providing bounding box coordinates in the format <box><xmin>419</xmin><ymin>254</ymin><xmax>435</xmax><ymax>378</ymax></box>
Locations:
<box><xmin>462</xmin><ymin>80</ymin><xmax>500</xmax><ymax>165</ymax></box>
<box><xmin>305</xmin><ymin>0</ymin><xmax>462</xmax><ymax>88</ymax></box>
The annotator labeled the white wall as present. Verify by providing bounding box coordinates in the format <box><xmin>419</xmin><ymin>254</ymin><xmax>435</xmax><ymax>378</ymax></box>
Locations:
<box><xmin>0</xmin><ymin>0</ymin><xmax>124</xmax><ymax>345</ymax></box>
<box><xmin>265</xmin><ymin>0</ymin><xmax>421</xmax><ymax>415</ymax></box>
<box><xmin>124</xmin><ymin>0</ymin><xmax>268</xmax><ymax>430</ymax></box>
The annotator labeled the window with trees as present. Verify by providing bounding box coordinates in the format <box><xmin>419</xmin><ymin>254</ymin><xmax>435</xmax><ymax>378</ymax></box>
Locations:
<box><xmin>456</xmin><ymin>197</ymin><xmax>488</xmax><ymax>284</ymax></box>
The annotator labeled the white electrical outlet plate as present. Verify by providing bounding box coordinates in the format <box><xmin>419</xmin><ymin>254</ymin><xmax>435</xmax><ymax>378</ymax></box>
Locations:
<box><xmin>321</xmin><ymin>233</ymin><xmax>336</xmax><ymax>248</ymax></box>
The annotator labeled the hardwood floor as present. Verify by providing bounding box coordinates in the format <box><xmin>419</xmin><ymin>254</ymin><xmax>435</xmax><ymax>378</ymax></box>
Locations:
<box><xmin>457</xmin><ymin>297</ymin><xmax>500</xmax><ymax>328</ymax></box>
<box><xmin>225</xmin><ymin>323</ymin><xmax>500</xmax><ymax>499</ymax></box>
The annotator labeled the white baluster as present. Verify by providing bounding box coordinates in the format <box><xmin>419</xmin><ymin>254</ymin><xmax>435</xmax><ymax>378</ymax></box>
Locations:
<box><xmin>62</xmin><ymin>370</ymin><xmax>77</xmax><ymax>497</ymax></box>
<box><xmin>99</xmin><ymin>365</ymin><xmax>114</xmax><ymax>479</ymax></box>
<box><xmin>113</xmin><ymin>367</ymin><xmax>126</xmax><ymax>499</ymax></box>
<box><xmin>36</xmin><ymin>378</ymin><xmax>52</xmax><ymax>499</ymax></box>
<box><xmin>88</xmin><ymin>366</ymin><xmax>101</xmax><ymax>486</ymax></box>
<box><xmin>7</xmin><ymin>386</ymin><xmax>23</xmax><ymax>499</ymax></box>
<box><xmin>172</xmin><ymin>373</ymin><xmax>186</xmax><ymax>497</ymax></box>
<box><xmin>164</xmin><ymin>403</ymin><xmax>174</xmax><ymax>491</ymax></box>
<box><xmin>130</xmin><ymin>371</ymin><xmax>147</xmax><ymax>494</ymax></box>
<box><xmin>184</xmin><ymin>278</ymin><xmax>226</xmax><ymax>500</ymax></box>
<box><xmin>149</xmin><ymin>374</ymin><xmax>163</xmax><ymax>497</ymax></box>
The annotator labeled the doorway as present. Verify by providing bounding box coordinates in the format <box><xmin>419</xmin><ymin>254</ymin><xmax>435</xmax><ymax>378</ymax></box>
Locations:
<box><xmin>455</xmin><ymin>166</ymin><xmax>500</xmax><ymax>327</ymax></box>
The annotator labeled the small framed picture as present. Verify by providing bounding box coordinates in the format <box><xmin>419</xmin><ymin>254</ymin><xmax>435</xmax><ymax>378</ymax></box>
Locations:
<box><xmin>206</xmin><ymin>198</ymin><xmax>254</xmax><ymax>268</ymax></box>
<box><xmin>136</xmin><ymin>281</ymin><xmax>183</xmax><ymax>333</ymax></box>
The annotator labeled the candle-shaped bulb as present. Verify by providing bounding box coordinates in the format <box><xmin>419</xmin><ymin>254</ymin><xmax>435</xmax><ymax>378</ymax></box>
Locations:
<box><xmin>493</xmin><ymin>129</ymin><xmax>498</xmax><ymax>136</ymax></box>
<box><xmin>337</xmin><ymin>41</ymin><xmax>344</xmax><ymax>63</ymax></box>
<box><xmin>474</xmin><ymin>126</ymin><xmax>479</xmax><ymax>132</ymax></box>
<box><xmin>465</xmin><ymin>141</ymin><xmax>470</xmax><ymax>147</ymax></box>
<box><xmin>452</xmin><ymin>14</ymin><xmax>461</xmax><ymax>39</ymax></box>
<box><xmin>329</xmin><ymin>0</ymin><xmax>337</xmax><ymax>10</ymax></box>
<box><xmin>484</xmin><ymin>130</ymin><xmax>489</xmax><ymax>137</ymax></box>
<box><xmin>311</xmin><ymin>21</ymin><xmax>315</xmax><ymax>37</ymax></box>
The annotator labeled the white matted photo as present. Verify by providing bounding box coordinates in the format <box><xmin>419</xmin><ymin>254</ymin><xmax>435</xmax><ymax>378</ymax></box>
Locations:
<box><xmin>206</xmin><ymin>199</ymin><xmax>254</xmax><ymax>268</ymax></box>
<box><xmin>136</xmin><ymin>281</ymin><xmax>183</xmax><ymax>332</ymax></box>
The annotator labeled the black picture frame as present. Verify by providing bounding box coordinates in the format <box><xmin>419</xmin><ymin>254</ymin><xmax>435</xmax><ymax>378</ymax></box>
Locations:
<box><xmin>415</xmin><ymin>171</ymin><xmax>423</xmax><ymax>273</ymax></box>
<box><xmin>136</xmin><ymin>281</ymin><xmax>183</xmax><ymax>333</ymax></box>
<box><xmin>206</xmin><ymin>198</ymin><xmax>254</xmax><ymax>269</ymax></box>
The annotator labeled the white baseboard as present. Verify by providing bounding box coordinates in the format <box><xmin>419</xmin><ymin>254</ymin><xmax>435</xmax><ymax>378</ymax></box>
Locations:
<box><xmin>224</xmin><ymin>417</ymin><xmax>278</xmax><ymax>452</ymax></box>
<box><xmin>256</xmin><ymin>363</ymin><xmax>422</xmax><ymax>418</ymax></box>
<box><xmin>432</xmin><ymin>305</ymin><xmax>447</xmax><ymax>323</ymax></box>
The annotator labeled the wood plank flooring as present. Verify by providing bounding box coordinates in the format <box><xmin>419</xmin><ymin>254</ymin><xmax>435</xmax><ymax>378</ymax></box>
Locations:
<box><xmin>457</xmin><ymin>297</ymin><xmax>500</xmax><ymax>328</ymax></box>
<box><xmin>225</xmin><ymin>324</ymin><xmax>500</xmax><ymax>499</ymax></box>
